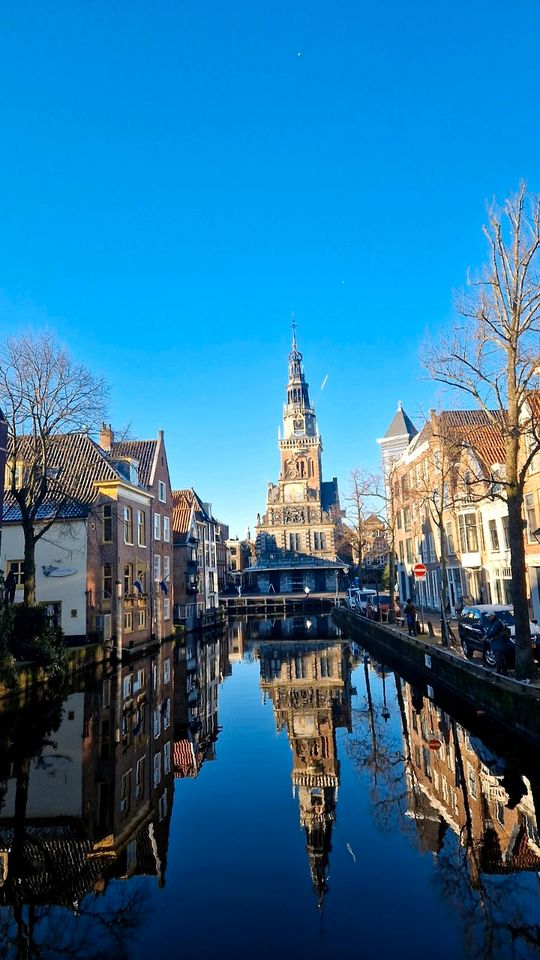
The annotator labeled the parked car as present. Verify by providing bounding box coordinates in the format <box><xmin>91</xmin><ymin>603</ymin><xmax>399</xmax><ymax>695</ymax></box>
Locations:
<box><xmin>372</xmin><ymin>594</ymin><xmax>400</xmax><ymax>620</ymax></box>
<box><xmin>457</xmin><ymin>604</ymin><xmax>540</xmax><ymax>666</ymax></box>
<box><xmin>345</xmin><ymin>588</ymin><xmax>377</xmax><ymax>613</ymax></box>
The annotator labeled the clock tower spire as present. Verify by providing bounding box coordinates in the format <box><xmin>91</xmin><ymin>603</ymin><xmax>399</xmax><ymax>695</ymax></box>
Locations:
<box><xmin>254</xmin><ymin>323</ymin><xmax>345</xmax><ymax>575</ymax></box>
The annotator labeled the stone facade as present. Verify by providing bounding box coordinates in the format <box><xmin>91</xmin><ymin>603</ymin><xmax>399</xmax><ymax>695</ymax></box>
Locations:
<box><xmin>255</xmin><ymin>330</ymin><xmax>344</xmax><ymax>564</ymax></box>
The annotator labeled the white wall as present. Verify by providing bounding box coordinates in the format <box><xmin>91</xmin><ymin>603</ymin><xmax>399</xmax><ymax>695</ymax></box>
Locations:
<box><xmin>0</xmin><ymin>693</ymin><xmax>84</xmax><ymax>819</ymax></box>
<box><xmin>1</xmin><ymin>520</ymin><xmax>88</xmax><ymax>636</ymax></box>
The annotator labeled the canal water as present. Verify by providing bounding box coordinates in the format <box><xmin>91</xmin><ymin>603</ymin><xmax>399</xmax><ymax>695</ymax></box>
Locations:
<box><xmin>1</xmin><ymin>616</ymin><xmax>540</xmax><ymax>959</ymax></box>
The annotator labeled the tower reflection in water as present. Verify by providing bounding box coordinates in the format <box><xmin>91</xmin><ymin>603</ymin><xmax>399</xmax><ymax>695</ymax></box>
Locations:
<box><xmin>258</xmin><ymin>632</ymin><xmax>356</xmax><ymax>905</ymax></box>
<box><xmin>2</xmin><ymin>619</ymin><xmax>540</xmax><ymax>955</ymax></box>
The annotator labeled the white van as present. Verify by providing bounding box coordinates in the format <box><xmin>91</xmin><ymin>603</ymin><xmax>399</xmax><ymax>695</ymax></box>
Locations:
<box><xmin>345</xmin><ymin>588</ymin><xmax>377</xmax><ymax>612</ymax></box>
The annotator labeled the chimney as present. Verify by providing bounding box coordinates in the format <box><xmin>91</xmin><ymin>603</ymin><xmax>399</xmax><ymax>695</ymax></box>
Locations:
<box><xmin>99</xmin><ymin>423</ymin><xmax>114</xmax><ymax>452</ymax></box>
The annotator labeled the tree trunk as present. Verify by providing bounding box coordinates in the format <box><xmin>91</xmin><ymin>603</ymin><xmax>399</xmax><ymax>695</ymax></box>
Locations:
<box><xmin>22</xmin><ymin>522</ymin><xmax>36</xmax><ymax>607</ymax></box>
<box><xmin>439</xmin><ymin>515</ymin><xmax>450</xmax><ymax>647</ymax></box>
<box><xmin>388</xmin><ymin>547</ymin><xmax>396</xmax><ymax>624</ymax></box>
<box><xmin>507</xmin><ymin>490</ymin><xmax>534</xmax><ymax>679</ymax></box>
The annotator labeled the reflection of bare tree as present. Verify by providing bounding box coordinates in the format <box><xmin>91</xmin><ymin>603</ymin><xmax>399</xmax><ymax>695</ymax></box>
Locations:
<box><xmin>347</xmin><ymin>663</ymin><xmax>420</xmax><ymax>834</ymax></box>
<box><xmin>349</xmin><ymin>663</ymin><xmax>540</xmax><ymax>956</ymax></box>
<box><xmin>0</xmin><ymin>882</ymin><xmax>148</xmax><ymax>960</ymax></box>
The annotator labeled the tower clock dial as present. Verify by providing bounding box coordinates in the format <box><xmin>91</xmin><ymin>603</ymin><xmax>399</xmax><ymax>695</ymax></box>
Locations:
<box><xmin>293</xmin><ymin>417</ymin><xmax>304</xmax><ymax>434</ymax></box>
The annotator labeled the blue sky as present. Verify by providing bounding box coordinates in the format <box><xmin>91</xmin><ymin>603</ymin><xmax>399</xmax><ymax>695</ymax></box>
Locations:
<box><xmin>1</xmin><ymin>0</ymin><xmax>539</xmax><ymax>536</ymax></box>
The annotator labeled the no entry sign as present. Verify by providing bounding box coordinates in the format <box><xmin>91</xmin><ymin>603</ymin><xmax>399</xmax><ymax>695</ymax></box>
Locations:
<box><xmin>413</xmin><ymin>562</ymin><xmax>427</xmax><ymax>580</ymax></box>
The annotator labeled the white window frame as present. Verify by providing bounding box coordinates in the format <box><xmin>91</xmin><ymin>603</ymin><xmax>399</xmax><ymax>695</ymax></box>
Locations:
<box><xmin>154</xmin><ymin>512</ymin><xmax>161</xmax><ymax>540</ymax></box>
<box><xmin>158</xmin><ymin>480</ymin><xmax>166</xmax><ymax>503</ymax></box>
<box><xmin>163</xmin><ymin>516</ymin><xmax>170</xmax><ymax>542</ymax></box>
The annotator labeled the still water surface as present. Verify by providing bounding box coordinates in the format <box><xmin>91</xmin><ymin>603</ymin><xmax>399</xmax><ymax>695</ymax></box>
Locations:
<box><xmin>1</xmin><ymin>616</ymin><xmax>540</xmax><ymax>959</ymax></box>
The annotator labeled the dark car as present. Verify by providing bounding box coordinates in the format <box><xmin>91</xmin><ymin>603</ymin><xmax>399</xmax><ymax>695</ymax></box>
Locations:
<box><xmin>458</xmin><ymin>604</ymin><xmax>539</xmax><ymax>666</ymax></box>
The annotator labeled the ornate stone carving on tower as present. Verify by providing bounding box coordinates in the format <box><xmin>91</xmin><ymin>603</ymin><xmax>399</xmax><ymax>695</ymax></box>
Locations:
<box><xmin>255</xmin><ymin>325</ymin><xmax>345</xmax><ymax>574</ymax></box>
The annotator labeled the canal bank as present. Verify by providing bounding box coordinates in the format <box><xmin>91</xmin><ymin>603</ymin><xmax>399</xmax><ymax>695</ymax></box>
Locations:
<box><xmin>333</xmin><ymin>607</ymin><xmax>540</xmax><ymax>747</ymax></box>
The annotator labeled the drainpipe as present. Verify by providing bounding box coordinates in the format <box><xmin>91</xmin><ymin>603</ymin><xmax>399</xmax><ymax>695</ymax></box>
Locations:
<box><xmin>115</xmin><ymin>579</ymin><xmax>123</xmax><ymax>660</ymax></box>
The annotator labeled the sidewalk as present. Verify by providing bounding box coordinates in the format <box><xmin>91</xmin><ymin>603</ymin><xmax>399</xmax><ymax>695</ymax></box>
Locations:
<box><xmin>381</xmin><ymin>607</ymin><xmax>540</xmax><ymax>688</ymax></box>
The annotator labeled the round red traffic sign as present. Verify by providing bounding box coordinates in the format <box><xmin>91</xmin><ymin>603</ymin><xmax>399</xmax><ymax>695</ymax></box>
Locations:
<box><xmin>428</xmin><ymin>738</ymin><xmax>441</xmax><ymax>750</ymax></box>
<box><xmin>413</xmin><ymin>562</ymin><xmax>427</xmax><ymax>578</ymax></box>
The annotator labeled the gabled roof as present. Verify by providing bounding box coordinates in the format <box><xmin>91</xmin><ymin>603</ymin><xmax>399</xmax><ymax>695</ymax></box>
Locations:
<box><xmin>110</xmin><ymin>439</ymin><xmax>158</xmax><ymax>487</ymax></box>
<box><xmin>171</xmin><ymin>490</ymin><xmax>195</xmax><ymax>545</ymax></box>
<box><xmin>382</xmin><ymin>402</ymin><xmax>417</xmax><ymax>441</ymax></box>
<box><xmin>2</xmin><ymin>432</ymin><xmax>123</xmax><ymax>523</ymax></box>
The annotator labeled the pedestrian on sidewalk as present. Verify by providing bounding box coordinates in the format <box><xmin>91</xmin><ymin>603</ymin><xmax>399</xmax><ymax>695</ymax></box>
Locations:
<box><xmin>404</xmin><ymin>598</ymin><xmax>416</xmax><ymax>636</ymax></box>
<box><xmin>485</xmin><ymin>612</ymin><xmax>511</xmax><ymax>676</ymax></box>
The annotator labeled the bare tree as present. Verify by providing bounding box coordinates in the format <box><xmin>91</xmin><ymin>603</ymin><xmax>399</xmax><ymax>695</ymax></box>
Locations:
<box><xmin>425</xmin><ymin>184</ymin><xmax>540</xmax><ymax>678</ymax></box>
<box><xmin>0</xmin><ymin>332</ymin><xmax>108</xmax><ymax>606</ymax></box>
<box><xmin>343</xmin><ymin>469</ymin><xmax>373</xmax><ymax>572</ymax></box>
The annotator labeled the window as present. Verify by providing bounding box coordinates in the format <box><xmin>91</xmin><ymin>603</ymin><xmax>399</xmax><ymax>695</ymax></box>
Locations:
<box><xmin>154</xmin><ymin>513</ymin><xmax>161</xmax><ymax>540</ymax></box>
<box><xmin>163</xmin><ymin>658</ymin><xmax>171</xmax><ymax>683</ymax></box>
<box><xmin>313</xmin><ymin>532</ymin><xmax>327</xmax><ymax>551</ymax></box>
<box><xmin>123</xmin><ymin>674</ymin><xmax>132</xmax><ymax>699</ymax></box>
<box><xmin>123</xmin><ymin>505</ymin><xmax>133</xmax><ymax>544</ymax></box>
<box><xmin>154</xmin><ymin>554</ymin><xmax>161</xmax><ymax>582</ymax></box>
<box><xmin>133</xmin><ymin>668</ymin><xmax>145</xmax><ymax>693</ymax></box>
<box><xmin>163</xmin><ymin>555</ymin><xmax>170</xmax><ymax>580</ymax></box>
<box><xmin>406</xmin><ymin>538</ymin><xmax>413</xmax><ymax>564</ymax></box>
<box><xmin>137</xmin><ymin>510</ymin><xmax>146</xmax><ymax>547</ymax></box>
<box><xmin>136</xmin><ymin>569</ymin><xmax>147</xmax><ymax>595</ymax></box>
<box><xmin>137</xmin><ymin>609</ymin><xmax>146</xmax><ymax>629</ymax></box>
<box><xmin>102</xmin><ymin>563</ymin><xmax>112</xmax><ymax>600</ymax></box>
<box><xmin>136</xmin><ymin>757</ymin><xmax>145</xmax><ymax>800</ymax></box>
<box><xmin>289</xmin><ymin>533</ymin><xmax>300</xmax><ymax>551</ymax></box>
<box><xmin>502</xmin><ymin>515</ymin><xmax>510</xmax><ymax>550</ymax></box>
<box><xmin>488</xmin><ymin>519</ymin><xmax>500</xmax><ymax>551</ymax></box>
<box><xmin>153</xmin><ymin>709</ymin><xmax>160</xmax><ymax>739</ymax></box>
<box><xmin>163</xmin><ymin>698</ymin><xmax>171</xmax><ymax>729</ymax></box>
<box><xmin>124</xmin><ymin>611</ymin><xmax>133</xmax><ymax>632</ymax></box>
<box><xmin>124</xmin><ymin>563</ymin><xmax>133</xmax><ymax>596</ymax></box>
<box><xmin>158</xmin><ymin>480</ymin><xmax>166</xmax><ymax>503</ymax></box>
<box><xmin>159</xmin><ymin>790</ymin><xmax>168</xmax><ymax>821</ymax></box>
<box><xmin>458</xmin><ymin>513</ymin><xmax>479</xmax><ymax>553</ymax></box>
<box><xmin>467</xmin><ymin>762</ymin><xmax>477</xmax><ymax>800</ymax></box>
<box><xmin>163</xmin><ymin>598</ymin><xmax>170</xmax><ymax>620</ymax></box>
<box><xmin>164</xmin><ymin>740</ymin><xmax>171</xmax><ymax>775</ymax></box>
<box><xmin>120</xmin><ymin>770</ymin><xmax>132</xmax><ymax>817</ymax></box>
<box><xmin>163</xmin><ymin>516</ymin><xmax>170</xmax><ymax>542</ymax></box>
<box><xmin>445</xmin><ymin>522</ymin><xmax>455</xmax><ymax>556</ymax></box>
<box><xmin>102</xmin><ymin>504</ymin><xmax>113</xmax><ymax>542</ymax></box>
<box><xmin>153</xmin><ymin>752</ymin><xmax>161</xmax><ymax>787</ymax></box>
<box><xmin>6</xmin><ymin>560</ymin><xmax>25</xmax><ymax>586</ymax></box>
<box><xmin>525</xmin><ymin>493</ymin><xmax>537</xmax><ymax>542</ymax></box>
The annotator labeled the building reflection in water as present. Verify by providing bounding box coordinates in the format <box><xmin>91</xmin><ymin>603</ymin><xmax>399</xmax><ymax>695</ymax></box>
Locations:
<box><xmin>3</xmin><ymin>621</ymin><xmax>540</xmax><ymax>954</ymax></box>
<box><xmin>400</xmin><ymin>680</ymin><xmax>540</xmax><ymax>879</ymax></box>
<box><xmin>173</xmin><ymin>628</ymin><xmax>230</xmax><ymax>778</ymax></box>
<box><xmin>259</xmin><ymin>637</ymin><xmax>356</xmax><ymax>906</ymax></box>
<box><xmin>0</xmin><ymin>641</ymin><xmax>176</xmax><ymax>954</ymax></box>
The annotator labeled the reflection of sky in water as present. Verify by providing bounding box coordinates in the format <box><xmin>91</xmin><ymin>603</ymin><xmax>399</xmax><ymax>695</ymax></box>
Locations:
<box><xmin>2</xmin><ymin>639</ymin><xmax>540</xmax><ymax>960</ymax></box>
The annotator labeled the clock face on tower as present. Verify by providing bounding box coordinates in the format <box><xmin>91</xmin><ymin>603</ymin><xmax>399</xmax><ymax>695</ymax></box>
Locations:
<box><xmin>293</xmin><ymin>417</ymin><xmax>304</xmax><ymax>434</ymax></box>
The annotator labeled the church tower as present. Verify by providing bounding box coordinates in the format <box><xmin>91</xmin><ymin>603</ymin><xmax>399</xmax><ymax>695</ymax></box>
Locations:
<box><xmin>255</xmin><ymin>325</ymin><xmax>344</xmax><ymax>578</ymax></box>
